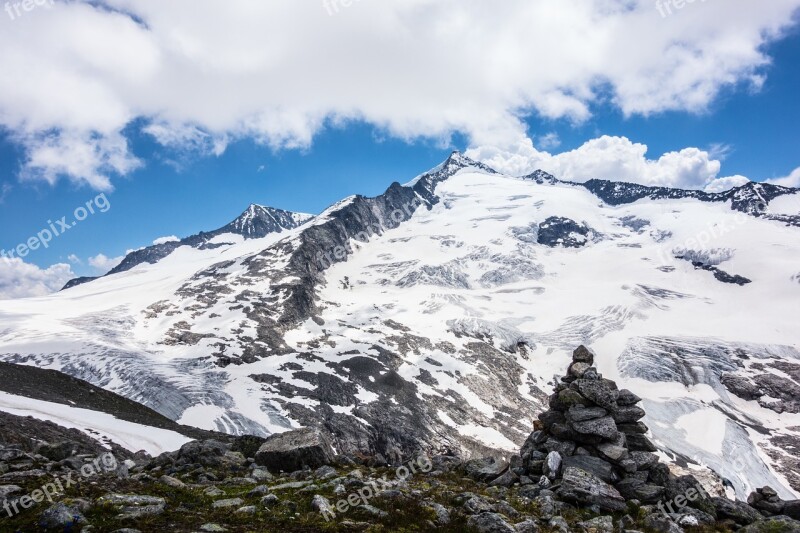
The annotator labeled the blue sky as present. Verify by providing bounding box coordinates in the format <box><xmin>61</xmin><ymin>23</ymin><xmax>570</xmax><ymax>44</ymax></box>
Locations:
<box><xmin>1</xmin><ymin>1</ymin><xmax>799</xmax><ymax>296</ymax></box>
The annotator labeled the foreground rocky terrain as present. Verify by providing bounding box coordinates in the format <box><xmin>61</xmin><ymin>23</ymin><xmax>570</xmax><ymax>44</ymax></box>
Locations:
<box><xmin>2</xmin><ymin>347</ymin><xmax>798</xmax><ymax>532</ymax></box>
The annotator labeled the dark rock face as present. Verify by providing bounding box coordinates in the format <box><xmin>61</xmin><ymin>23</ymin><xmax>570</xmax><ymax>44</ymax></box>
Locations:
<box><xmin>254</xmin><ymin>428</ymin><xmax>336</xmax><ymax>472</ymax></box>
<box><xmin>580</xmin><ymin>179</ymin><xmax>798</xmax><ymax>223</ymax></box>
<box><xmin>536</xmin><ymin>217</ymin><xmax>593</xmax><ymax>248</ymax></box>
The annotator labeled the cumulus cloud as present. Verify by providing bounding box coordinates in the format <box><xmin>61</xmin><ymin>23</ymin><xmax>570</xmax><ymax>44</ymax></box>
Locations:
<box><xmin>767</xmin><ymin>167</ymin><xmax>800</xmax><ymax>188</ymax></box>
<box><xmin>0</xmin><ymin>0</ymin><xmax>798</xmax><ymax>188</ymax></box>
<box><xmin>467</xmin><ymin>135</ymin><xmax>752</xmax><ymax>191</ymax></box>
<box><xmin>88</xmin><ymin>253</ymin><xmax>123</xmax><ymax>272</ymax></box>
<box><xmin>0</xmin><ymin>258</ymin><xmax>74</xmax><ymax>300</ymax></box>
<box><xmin>152</xmin><ymin>235</ymin><xmax>179</xmax><ymax>245</ymax></box>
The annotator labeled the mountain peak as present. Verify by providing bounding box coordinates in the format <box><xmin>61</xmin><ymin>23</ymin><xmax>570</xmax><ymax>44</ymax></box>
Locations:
<box><xmin>223</xmin><ymin>204</ymin><xmax>313</xmax><ymax>238</ymax></box>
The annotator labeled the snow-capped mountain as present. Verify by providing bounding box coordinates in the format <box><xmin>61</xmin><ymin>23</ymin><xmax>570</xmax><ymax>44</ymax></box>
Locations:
<box><xmin>63</xmin><ymin>204</ymin><xmax>313</xmax><ymax>289</ymax></box>
<box><xmin>1</xmin><ymin>153</ymin><xmax>799</xmax><ymax>499</ymax></box>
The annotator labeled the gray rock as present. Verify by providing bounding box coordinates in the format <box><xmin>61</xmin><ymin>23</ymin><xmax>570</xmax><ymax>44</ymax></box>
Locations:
<box><xmin>566</xmin><ymin>406</ymin><xmax>608</xmax><ymax>423</ymax></box>
<box><xmin>212</xmin><ymin>497</ymin><xmax>245</xmax><ymax>509</ymax></box>
<box><xmin>38</xmin><ymin>442</ymin><xmax>76</xmax><ymax>462</ymax></box>
<box><xmin>712</xmin><ymin>497</ymin><xmax>762</xmax><ymax>525</ymax></box>
<box><xmin>490</xmin><ymin>469</ymin><xmax>520</xmax><ymax>487</ymax></box>
<box><xmin>595</xmin><ymin>442</ymin><xmax>628</xmax><ymax>463</ymax></box>
<box><xmin>629</xmin><ymin>451</ymin><xmax>659</xmax><ymax>471</ymax></box>
<box><xmin>626</xmin><ymin>434</ymin><xmax>658</xmax><ymax>452</ymax></box>
<box><xmin>176</xmin><ymin>440</ymin><xmax>230</xmax><ymax>467</ymax></box>
<box><xmin>543</xmin><ymin>437</ymin><xmax>576</xmax><ymax>457</ymax></box>
<box><xmin>203</xmin><ymin>486</ymin><xmax>225</xmax><ymax>497</ymax></box>
<box><xmin>261</xmin><ymin>494</ymin><xmax>279</xmax><ymax>507</ymax></box>
<box><xmin>467</xmin><ymin>512</ymin><xmax>517</xmax><ymax>533</ymax></box>
<box><xmin>514</xmin><ymin>519</ymin><xmax>540</xmax><ymax>532</ymax></box>
<box><xmin>570</xmin><ymin>415</ymin><xmax>619</xmax><ymax>440</ymax></box>
<box><xmin>465</xmin><ymin>456</ymin><xmax>509</xmax><ymax>482</ymax></box>
<box><xmin>0</xmin><ymin>484</ymin><xmax>21</xmax><ymax>499</ymax></box>
<box><xmin>562</xmin><ymin>455</ymin><xmax>618</xmax><ymax>484</ymax></box>
<box><xmin>551</xmin><ymin>388</ymin><xmax>591</xmax><ymax>410</ymax></box>
<box><xmin>543</xmin><ymin>451</ymin><xmax>562</xmax><ymax>480</ymax></box>
<box><xmin>311</xmin><ymin>494</ymin><xmax>334</xmax><ymax>516</ymax></box>
<box><xmin>235</xmin><ymin>505</ymin><xmax>256</xmax><ymax>514</ymax></box>
<box><xmin>548</xmin><ymin>516</ymin><xmax>571</xmax><ymax>533</ymax></box>
<box><xmin>199</xmin><ymin>525</ymin><xmax>227</xmax><ymax>532</ymax></box>
<box><xmin>268</xmin><ymin>480</ymin><xmax>313</xmax><ymax>491</ymax></box>
<box><xmin>573</xmin><ymin>345</ymin><xmax>595</xmax><ymax>364</ymax></box>
<box><xmin>574</xmin><ymin>379</ymin><xmax>619</xmax><ymax>410</ymax></box>
<box><xmin>616</xmin><ymin>389</ymin><xmax>642</xmax><ymax>406</ymax></box>
<box><xmin>158</xmin><ymin>475</ymin><xmax>186</xmax><ymax>488</ymax></box>
<box><xmin>254</xmin><ymin>428</ymin><xmax>336</xmax><ymax>472</ymax></box>
<box><xmin>568</xmin><ymin>362</ymin><xmax>592</xmax><ymax>379</ymax></box>
<box><xmin>424</xmin><ymin>501</ymin><xmax>451</xmax><ymax>525</ymax></box>
<box><xmin>643</xmin><ymin>515</ymin><xmax>684</xmax><ymax>533</ymax></box>
<box><xmin>612</xmin><ymin>406</ymin><xmax>646</xmax><ymax>424</ymax></box>
<box><xmin>615</xmin><ymin>478</ymin><xmax>664</xmax><ymax>503</ymax></box>
<box><xmin>784</xmin><ymin>500</ymin><xmax>800</xmax><ymax>520</ymax></box>
<box><xmin>578</xmin><ymin>515</ymin><xmax>614</xmax><ymax>533</ymax></box>
<box><xmin>463</xmin><ymin>495</ymin><xmax>494</xmax><ymax>514</ymax></box>
<box><xmin>251</xmin><ymin>468</ymin><xmax>273</xmax><ymax>481</ymax></box>
<box><xmin>359</xmin><ymin>504</ymin><xmax>389</xmax><ymax>518</ymax></box>
<box><xmin>39</xmin><ymin>502</ymin><xmax>86</xmax><ymax>530</ymax></box>
<box><xmin>314</xmin><ymin>465</ymin><xmax>337</xmax><ymax>480</ymax></box>
<box><xmin>618</xmin><ymin>422</ymin><xmax>649</xmax><ymax>434</ymax></box>
<box><xmin>557</xmin><ymin>466</ymin><xmax>626</xmax><ymax>512</ymax></box>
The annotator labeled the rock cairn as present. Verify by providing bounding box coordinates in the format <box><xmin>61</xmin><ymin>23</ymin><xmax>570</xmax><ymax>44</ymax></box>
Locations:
<box><xmin>520</xmin><ymin>346</ymin><xmax>712</xmax><ymax>514</ymax></box>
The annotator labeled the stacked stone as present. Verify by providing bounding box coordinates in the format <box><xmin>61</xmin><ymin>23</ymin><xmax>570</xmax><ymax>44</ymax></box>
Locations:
<box><xmin>520</xmin><ymin>345</ymin><xmax>673</xmax><ymax>512</ymax></box>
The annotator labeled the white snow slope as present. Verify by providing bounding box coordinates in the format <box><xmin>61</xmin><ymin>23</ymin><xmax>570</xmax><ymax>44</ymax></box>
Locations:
<box><xmin>0</xmin><ymin>156</ymin><xmax>798</xmax><ymax>498</ymax></box>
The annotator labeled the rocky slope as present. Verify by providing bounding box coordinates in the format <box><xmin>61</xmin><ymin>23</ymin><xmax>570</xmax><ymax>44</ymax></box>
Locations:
<box><xmin>2</xmin><ymin>348</ymin><xmax>799</xmax><ymax>532</ymax></box>
<box><xmin>1</xmin><ymin>153</ymin><xmax>799</xmax><ymax>502</ymax></box>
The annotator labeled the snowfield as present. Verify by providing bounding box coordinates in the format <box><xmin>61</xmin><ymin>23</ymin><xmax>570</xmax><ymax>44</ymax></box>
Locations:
<box><xmin>0</xmin><ymin>392</ymin><xmax>192</xmax><ymax>455</ymax></box>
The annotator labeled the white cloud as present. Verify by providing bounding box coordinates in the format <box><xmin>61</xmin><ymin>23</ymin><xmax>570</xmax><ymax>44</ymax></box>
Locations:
<box><xmin>537</xmin><ymin>133</ymin><xmax>561</xmax><ymax>150</ymax></box>
<box><xmin>704</xmin><ymin>175</ymin><xmax>751</xmax><ymax>193</ymax></box>
<box><xmin>0</xmin><ymin>258</ymin><xmax>74</xmax><ymax>300</ymax></box>
<box><xmin>153</xmin><ymin>235</ymin><xmax>179</xmax><ymax>245</ymax></box>
<box><xmin>67</xmin><ymin>254</ymin><xmax>82</xmax><ymax>264</ymax></box>
<box><xmin>767</xmin><ymin>167</ymin><xmax>800</xmax><ymax>188</ymax></box>
<box><xmin>88</xmin><ymin>253</ymin><xmax>124</xmax><ymax>272</ymax></box>
<box><xmin>467</xmin><ymin>135</ymin><xmax>753</xmax><ymax>191</ymax></box>
<box><xmin>0</xmin><ymin>0</ymin><xmax>797</xmax><ymax>188</ymax></box>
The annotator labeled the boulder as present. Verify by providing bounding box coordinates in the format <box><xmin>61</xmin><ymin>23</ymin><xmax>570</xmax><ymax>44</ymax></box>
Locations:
<box><xmin>562</xmin><ymin>455</ymin><xmax>619</xmax><ymax>484</ymax></box>
<box><xmin>784</xmin><ymin>500</ymin><xmax>800</xmax><ymax>520</ymax></box>
<box><xmin>39</xmin><ymin>503</ymin><xmax>86</xmax><ymax>530</ymax></box>
<box><xmin>464</xmin><ymin>456</ymin><xmax>509</xmax><ymax>482</ymax></box>
<box><xmin>254</xmin><ymin>428</ymin><xmax>336</xmax><ymax>472</ymax></box>
<box><xmin>712</xmin><ymin>497</ymin><xmax>762</xmax><ymax>525</ymax></box>
<box><xmin>467</xmin><ymin>512</ymin><xmax>516</xmax><ymax>533</ymax></box>
<box><xmin>557</xmin><ymin>467</ymin><xmax>626</xmax><ymax>512</ymax></box>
